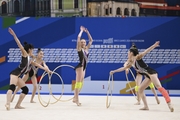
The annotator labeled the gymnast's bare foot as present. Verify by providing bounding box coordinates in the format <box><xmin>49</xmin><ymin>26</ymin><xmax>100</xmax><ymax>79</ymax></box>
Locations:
<box><xmin>5</xmin><ymin>104</ymin><xmax>10</xmax><ymax>111</ymax></box>
<box><xmin>156</xmin><ymin>98</ymin><xmax>160</xmax><ymax>104</ymax></box>
<box><xmin>73</xmin><ymin>98</ymin><xmax>81</xmax><ymax>106</ymax></box>
<box><xmin>134</xmin><ymin>101</ymin><xmax>140</xmax><ymax>105</ymax></box>
<box><xmin>167</xmin><ymin>102</ymin><xmax>174</xmax><ymax>112</ymax></box>
<box><xmin>15</xmin><ymin>105</ymin><xmax>25</xmax><ymax>109</ymax></box>
<box><xmin>139</xmin><ymin>106</ymin><xmax>149</xmax><ymax>110</ymax></box>
<box><xmin>30</xmin><ymin>100</ymin><xmax>36</xmax><ymax>103</ymax></box>
<box><xmin>11</xmin><ymin>95</ymin><xmax>15</xmax><ymax>102</ymax></box>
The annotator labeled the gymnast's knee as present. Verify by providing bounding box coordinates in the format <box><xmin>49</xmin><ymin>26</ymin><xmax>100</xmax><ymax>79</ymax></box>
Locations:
<box><xmin>158</xmin><ymin>87</ymin><xmax>170</xmax><ymax>103</ymax></box>
<box><xmin>79</xmin><ymin>82</ymin><xmax>83</xmax><ymax>89</ymax></box>
<box><xmin>75</xmin><ymin>82</ymin><xmax>80</xmax><ymax>89</ymax></box>
<box><xmin>149</xmin><ymin>83</ymin><xmax>155</xmax><ymax>89</ymax></box>
<box><xmin>135</xmin><ymin>86</ymin><xmax>139</xmax><ymax>92</ymax></box>
<box><xmin>75</xmin><ymin>82</ymin><xmax>83</xmax><ymax>89</ymax></box>
<box><xmin>9</xmin><ymin>84</ymin><xmax>16</xmax><ymax>92</ymax></box>
<box><xmin>138</xmin><ymin>86</ymin><xmax>144</xmax><ymax>93</ymax></box>
<box><xmin>21</xmin><ymin>86</ymin><xmax>29</xmax><ymax>95</ymax></box>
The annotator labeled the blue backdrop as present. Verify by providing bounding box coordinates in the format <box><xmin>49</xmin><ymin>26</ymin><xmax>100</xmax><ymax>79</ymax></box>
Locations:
<box><xmin>0</xmin><ymin>17</ymin><xmax>179</xmax><ymax>90</ymax></box>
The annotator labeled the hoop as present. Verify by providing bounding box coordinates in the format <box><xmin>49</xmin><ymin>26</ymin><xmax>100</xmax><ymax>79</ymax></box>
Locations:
<box><xmin>106</xmin><ymin>74</ymin><xmax>114</xmax><ymax>108</ymax></box>
<box><xmin>125</xmin><ymin>69</ymin><xmax>137</xmax><ymax>100</ymax></box>
<box><xmin>48</xmin><ymin>71</ymin><xmax>64</xmax><ymax>104</ymax></box>
<box><xmin>37</xmin><ymin>72</ymin><xmax>51</xmax><ymax>107</ymax></box>
<box><xmin>53</xmin><ymin>64</ymin><xmax>75</xmax><ymax>73</ymax></box>
<box><xmin>38</xmin><ymin>71</ymin><xmax>64</xmax><ymax>106</ymax></box>
<box><xmin>52</xmin><ymin>64</ymin><xmax>75</xmax><ymax>102</ymax></box>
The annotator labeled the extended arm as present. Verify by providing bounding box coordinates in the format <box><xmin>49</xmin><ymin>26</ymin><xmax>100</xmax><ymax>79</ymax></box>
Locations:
<box><xmin>8</xmin><ymin>28</ymin><xmax>27</xmax><ymax>57</ymax></box>
<box><xmin>124</xmin><ymin>60</ymin><xmax>129</xmax><ymax>74</ymax></box>
<box><xmin>31</xmin><ymin>61</ymin><xmax>51</xmax><ymax>73</ymax></box>
<box><xmin>138</xmin><ymin>41</ymin><xmax>160</xmax><ymax>59</ymax></box>
<box><xmin>42</xmin><ymin>61</ymin><xmax>50</xmax><ymax>71</ymax></box>
<box><xmin>76</xmin><ymin>26</ymin><xmax>85</xmax><ymax>51</ymax></box>
<box><xmin>85</xmin><ymin>29</ymin><xmax>93</xmax><ymax>49</ymax></box>
<box><xmin>110</xmin><ymin>59</ymin><xmax>133</xmax><ymax>75</ymax></box>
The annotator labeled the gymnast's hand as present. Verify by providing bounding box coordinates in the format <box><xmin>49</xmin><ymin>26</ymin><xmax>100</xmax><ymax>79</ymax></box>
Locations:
<box><xmin>44</xmin><ymin>67</ymin><xmax>52</xmax><ymax>74</ymax></box>
<box><xmin>84</xmin><ymin>28</ymin><xmax>89</xmax><ymax>33</ymax></box>
<box><xmin>154</xmin><ymin>41</ymin><xmax>160</xmax><ymax>47</ymax></box>
<box><xmin>80</xmin><ymin>26</ymin><xmax>86</xmax><ymax>31</ymax></box>
<box><xmin>125</xmin><ymin>69</ymin><xmax>129</xmax><ymax>74</ymax></box>
<box><xmin>48</xmin><ymin>70</ymin><xmax>53</xmax><ymax>75</ymax></box>
<box><xmin>8</xmin><ymin>28</ymin><xmax>16</xmax><ymax>36</ymax></box>
<box><xmin>110</xmin><ymin>71</ymin><xmax>114</xmax><ymax>75</ymax></box>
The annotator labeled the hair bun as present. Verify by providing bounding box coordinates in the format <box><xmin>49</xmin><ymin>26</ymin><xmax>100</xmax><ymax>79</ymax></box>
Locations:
<box><xmin>38</xmin><ymin>48</ymin><xmax>41</xmax><ymax>51</ymax></box>
<box><xmin>37</xmin><ymin>48</ymin><xmax>42</xmax><ymax>53</ymax></box>
<box><xmin>131</xmin><ymin>43</ymin><xmax>137</xmax><ymax>48</ymax></box>
<box><xmin>24</xmin><ymin>42</ymin><xmax>28</xmax><ymax>45</ymax></box>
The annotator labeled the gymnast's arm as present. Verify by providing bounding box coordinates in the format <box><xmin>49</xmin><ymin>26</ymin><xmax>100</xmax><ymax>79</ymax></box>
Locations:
<box><xmin>138</xmin><ymin>41</ymin><xmax>160</xmax><ymax>60</ymax></box>
<box><xmin>31</xmin><ymin>61</ymin><xmax>51</xmax><ymax>73</ymax></box>
<box><xmin>123</xmin><ymin>60</ymin><xmax>129</xmax><ymax>74</ymax></box>
<box><xmin>85</xmin><ymin>28</ymin><xmax>93</xmax><ymax>50</ymax></box>
<box><xmin>110</xmin><ymin>60</ymin><xmax>133</xmax><ymax>75</ymax></box>
<box><xmin>42</xmin><ymin>61</ymin><xmax>51</xmax><ymax>72</ymax></box>
<box><xmin>76</xmin><ymin>26</ymin><xmax>85</xmax><ymax>51</ymax></box>
<box><xmin>8</xmin><ymin>28</ymin><xmax>28</xmax><ymax>57</ymax></box>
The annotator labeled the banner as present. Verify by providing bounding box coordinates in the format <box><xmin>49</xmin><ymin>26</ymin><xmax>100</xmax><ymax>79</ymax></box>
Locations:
<box><xmin>0</xmin><ymin>17</ymin><xmax>180</xmax><ymax>94</ymax></box>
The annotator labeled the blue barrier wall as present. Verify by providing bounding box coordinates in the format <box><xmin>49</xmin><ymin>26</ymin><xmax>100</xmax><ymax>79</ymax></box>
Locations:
<box><xmin>0</xmin><ymin>17</ymin><xmax>180</xmax><ymax>91</ymax></box>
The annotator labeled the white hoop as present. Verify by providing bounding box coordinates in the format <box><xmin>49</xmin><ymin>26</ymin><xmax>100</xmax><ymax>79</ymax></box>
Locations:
<box><xmin>52</xmin><ymin>64</ymin><xmax>75</xmax><ymax>102</ymax></box>
<box><xmin>49</xmin><ymin>71</ymin><xmax>64</xmax><ymax>104</ymax></box>
<box><xmin>125</xmin><ymin>69</ymin><xmax>137</xmax><ymax>100</ymax></box>
<box><xmin>38</xmin><ymin>71</ymin><xmax>64</xmax><ymax>106</ymax></box>
<box><xmin>53</xmin><ymin>64</ymin><xmax>75</xmax><ymax>73</ymax></box>
<box><xmin>106</xmin><ymin>74</ymin><xmax>114</xmax><ymax>108</ymax></box>
<box><xmin>37</xmin><ymin>72</ymin><xmax>51</xmax><ymax>107</ymax></box>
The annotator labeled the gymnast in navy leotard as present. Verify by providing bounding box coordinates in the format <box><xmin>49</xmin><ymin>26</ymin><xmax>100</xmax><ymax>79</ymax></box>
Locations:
<box><xmin>11</xmin><ymin>48</ymin><xmax>51</xmax><ymax>103</ymax></box>
<box><xmin>124</xmin><ymin>58</ymin><xmax>160</xmax><ymax>105</ymax></box>
<box><xmin>110</xmin><ymin>41</ymin><xmax>174</xmax><ymax>112</ymax></box>
<box><xmin>73</xmin><ymin>26</ymin><xmax>93</xmax><ymax>106</ymax></box>
<box><xmin>75</xmin><ymin>48</ymin><xmax>89</xmax><ymax>71</ymax></box>
<box><xmin>5</xmin><ymin>28</ymin><xmax>51</xmax><ymax>111</ymax></box>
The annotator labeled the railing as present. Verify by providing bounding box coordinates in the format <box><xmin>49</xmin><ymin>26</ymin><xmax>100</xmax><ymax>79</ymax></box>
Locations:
<box><xmin>0</xmin><ymin>13</ymin><xmax>23</xmax><ymax>17</ymax></box>
<box><xmin>36</xmin><ymin>10</ymin><xmax>51</xmax><ymax>17</ymax></box>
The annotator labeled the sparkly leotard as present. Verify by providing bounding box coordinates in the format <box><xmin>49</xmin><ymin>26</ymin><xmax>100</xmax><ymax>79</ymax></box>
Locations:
<box><xmin>75</xmin><ymin>49</ymin><xmax>89</xmax><ymax>71</ymax></box>
<box><xmin>133</xmin><ymin>59</ymin><xmax>157</xmax><ymax>79</ymax></box>
<box><xmin>10</xmin><ymin>56</ymin><xmax>30</xmax><ymax>77</ymax></box>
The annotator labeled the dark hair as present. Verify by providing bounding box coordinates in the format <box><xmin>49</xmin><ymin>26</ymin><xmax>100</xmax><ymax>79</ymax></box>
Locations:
<box><xmin>37</xmin><ymin>48</ymin><xmax>42</xmax><ymax>53</ymax></box>
<box><xmin>129</xmin><ymin>43</ymin><xmax>139</xmax><ymax>56</ymax></box>
<box><xmin>24</xmin><ymin>42</ymin><xmax>34</xmax><ymax>53</ymax></box>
